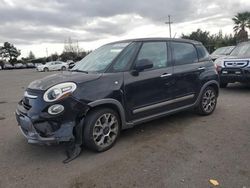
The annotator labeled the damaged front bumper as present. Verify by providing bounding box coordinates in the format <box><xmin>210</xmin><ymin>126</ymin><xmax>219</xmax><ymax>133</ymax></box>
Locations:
<box><xmin>16</xmin><ymin>110</ymin><xmax>75</xmax><ymax>144</ymax></box>
<box><xmin>15</xmin><ymin>89</ymin><xmax>88</xmax><ymax>145</ymax></box>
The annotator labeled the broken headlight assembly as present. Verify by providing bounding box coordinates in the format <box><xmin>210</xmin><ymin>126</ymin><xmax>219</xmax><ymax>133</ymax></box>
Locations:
<box><xmin>43</xmin><ymin>82</ymin><xmax>77</xmax><ymax>102</ymax></box>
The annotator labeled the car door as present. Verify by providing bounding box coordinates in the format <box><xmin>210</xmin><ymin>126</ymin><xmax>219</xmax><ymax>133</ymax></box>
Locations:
<box><xmin>171</xmin><ymin>41</ymin><xmax>206</xmax><ymax>107</ymax></box>
<box><xmin>48</xmin><ymin>62</ymin><xmax>55</xmax><ymax>70</ymax></box>
<box><xmin>53</xmin><ymin>62</ymin><xmax>60</xmax><ymax>70</ymax></box>
<box><xmin>124</xmin><ymin>41</ymin><xmax>175</xmax><ymax>121</ymax></box>
<box><xmin>58</xmin><ymin>62</ymin><xmax>64</xmax><ymax>70</ymax></box>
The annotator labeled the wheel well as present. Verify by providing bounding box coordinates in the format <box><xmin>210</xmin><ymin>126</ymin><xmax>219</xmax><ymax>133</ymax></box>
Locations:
<box><xmin>208</xmin><ymin>83</ymin><xmax>219</xmax><ymax>96</ymax></box>
<box><xmin>87</xmin><ymin>103</ymin><xmax>122</xmax><ymax>123</ymax></box>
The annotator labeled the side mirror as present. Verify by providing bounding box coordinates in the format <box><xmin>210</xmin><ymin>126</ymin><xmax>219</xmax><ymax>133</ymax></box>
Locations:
<box><xmin>134</xmin><ymin>59</ymin><xmax>153</xmax><ymax>72</ymax></box>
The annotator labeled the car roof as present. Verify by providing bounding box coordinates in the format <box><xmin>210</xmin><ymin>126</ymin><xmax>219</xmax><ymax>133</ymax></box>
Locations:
<box><xmin>107</xmin><ymin>37</ymin><xmax>202</xmax><ymax>45</ymax></box>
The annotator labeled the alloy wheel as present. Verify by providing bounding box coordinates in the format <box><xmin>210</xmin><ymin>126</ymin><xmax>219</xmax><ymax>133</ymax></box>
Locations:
<box><xmin>93</xmin><ymin>113</ymin><xmax>119</xmax><ymax>148</ymax></box>
<box><xmin>202</xmin><ymin>89</ymin><xmax>216</xmax><ymax>113</ymax></box>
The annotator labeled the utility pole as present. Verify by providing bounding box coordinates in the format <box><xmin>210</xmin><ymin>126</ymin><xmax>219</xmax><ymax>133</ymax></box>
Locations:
<box><xmin>165</xmin><ymin>15</ymin><xmax>173</xmax><ymax>38</ymax></box>
<box><xmin>46</xmin><ymin>48</ymin><xmax>48</xmax><ymax>58</ymax></box>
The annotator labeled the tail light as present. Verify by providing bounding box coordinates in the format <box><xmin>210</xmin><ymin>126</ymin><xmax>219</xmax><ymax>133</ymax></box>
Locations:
<box><xmin>214</xmin><ymin>63</ymin><xmax>221</xmax><ymax>73</ymax></box>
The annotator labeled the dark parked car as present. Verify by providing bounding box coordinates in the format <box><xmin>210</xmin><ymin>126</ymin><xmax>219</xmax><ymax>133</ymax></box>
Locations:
<box><xmin>214</xmin><ymin>41</ymin><xmax>250</xmax><ymax>88</ymax></box>
<box><xmin>16</xmin><ymin>38</ymin><xmax>219</xmax><ymax>161</ymax></box>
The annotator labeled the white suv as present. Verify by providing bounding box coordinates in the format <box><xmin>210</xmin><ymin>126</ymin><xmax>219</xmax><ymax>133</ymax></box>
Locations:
<box><xmin>37</xmin><ymin>61</ymin><xmax>68</xmax><ymax>72</ymax></box>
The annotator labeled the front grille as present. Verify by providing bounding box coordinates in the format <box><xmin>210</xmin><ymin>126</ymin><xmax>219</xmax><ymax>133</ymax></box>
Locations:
<box><xmin>21</xmin><ymin>89</ymin><xmax>42</xmax><ymax>111</ymax></box>
<box><xmin>22</xmin><ymin>100</ymin><xmax>31</xmax><ymax>110</ymax></box>
<box><xmin>34</xmin><ymin>121</ymin><xmax>61</xmax><ymax>137</ymax></box>
<box><xmin>224</xmin><ymin>60</ymin><xmax>248</xmax><ymax>68</ymax></box>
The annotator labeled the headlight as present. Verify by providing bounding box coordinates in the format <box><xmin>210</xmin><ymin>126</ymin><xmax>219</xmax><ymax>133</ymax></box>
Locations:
<box><xmin>43</xmin><ymin>82</ymin><xmax>77</xmax><ymax>102</ymax></box>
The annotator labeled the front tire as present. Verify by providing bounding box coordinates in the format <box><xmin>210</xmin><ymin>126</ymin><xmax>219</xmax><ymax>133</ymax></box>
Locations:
<box><xmin>195</xmin><ymin>86</ymin><xmax>217</xmax><ymax>115</ymax></box>
<box><xmin>61</xmin><ymin>66</ymin><xmax>66</xmax><ymax>71</ymax></box>
<box><xmin>83</xmin><ymin>108</ymin><xmax>121</xmax><ymax>152</ymax></box>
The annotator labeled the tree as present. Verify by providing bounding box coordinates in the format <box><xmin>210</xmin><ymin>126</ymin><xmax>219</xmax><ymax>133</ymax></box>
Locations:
<box><xmin>182</xmin><ymin>29</ymin><xmax>214</xmax><ymax>52</ymax></box>
<box><xmin>232</xmin><ymin>12</ymin><xmax>250</xmax><ymax>42</ymax></box>
<box><xmin>60</xmin><ymin>37</ymin><xmax>89</xmax><ymax>61</ymax></box>
<box><xmin>210</xmin><ymin>31</ymin><xmax>236</xmax><ymax>49</ymax></box>
<box><xmin>0</xmin><ymin>42</ymin><xmax>21</xmax><ymax>63</ymax></box>
<box><xmin>181</xmin><ymin>29</ymin><xmax>237</xmax><ymax>53</ymax></box>
<box><xmin>182</xmin><ymin>29</ymin><xmax>210</xmax><ymax>46</ymax></box>
<box><xmin>50</xmin><ymin>53</ymin><xmax>59</xmax><ymax>61</ymax></box>
<box><xmin>60</xmin><ymin>51</ymin><xmax>78</xmax><ymax>62</ymax></box>
<box><xmin>28</xmin><ymin>51</ymin><xmax>35</xmax><ymax>60</ymax></box>
<box><xmin>63</xmin><ymin>37</ymin><xmax>81</xmax><ymax>54</ymax></box>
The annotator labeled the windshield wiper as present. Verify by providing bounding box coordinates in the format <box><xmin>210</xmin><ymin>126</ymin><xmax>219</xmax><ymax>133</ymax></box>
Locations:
<box><xmin>69</xmin><ymin>69</ymin><xmax>88</xmax><ymax>74</ymax></box>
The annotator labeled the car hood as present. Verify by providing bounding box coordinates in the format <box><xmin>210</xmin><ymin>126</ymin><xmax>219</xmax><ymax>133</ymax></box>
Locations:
<box><xmin>37</xmin><ymin>64</ymin><xmax>45</xmax><ymax>67</ymax></box>
<box><xmin>215</xmin><ymin>55</ymin><xmax>250</xmax><ymax>63</ymax></box>
<box><xmin>28</xmin><ymin>71</ymin><xmax>102</xmax><ymax>90</ymax></box>
<box><xmin>222</xmin><ymin>55</ymin><xmax>250</xmax><ymax>60</ymax></box>
<box><xmin>210</xmin><ymin>54</ymin><xmax>227</xmax><ymax>59</ymax></box>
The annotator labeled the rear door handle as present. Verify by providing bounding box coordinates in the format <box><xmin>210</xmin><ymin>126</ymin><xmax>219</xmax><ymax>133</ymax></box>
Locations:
<box><xmin>198</xmin><ymin>67</ymin><xmax>206</xmax><ymax>70</ymax></box>
<box><xmin>160</xmin><ymin>73</ymin><xmax>172</xmax><ymax>78</ymax></box>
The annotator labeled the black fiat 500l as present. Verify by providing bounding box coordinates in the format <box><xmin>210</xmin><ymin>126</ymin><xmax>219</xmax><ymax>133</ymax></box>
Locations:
<box><xmin>16</xmin><ymin>38</ymin><xmax>219</xmax><ymax>154</ymax></box>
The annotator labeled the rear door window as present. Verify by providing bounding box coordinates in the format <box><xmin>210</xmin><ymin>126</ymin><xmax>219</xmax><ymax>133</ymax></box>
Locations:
<box><xmin>172</xmin><ymin>42</ymin><xmax>198</xmax><ymax>65</ymax></box>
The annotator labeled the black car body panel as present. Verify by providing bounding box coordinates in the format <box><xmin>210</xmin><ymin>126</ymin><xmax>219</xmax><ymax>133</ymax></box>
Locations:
<box><xmin>16</xmin><ymin>38</ymin><xmax>219</xmax><ymax>145</ymax></box>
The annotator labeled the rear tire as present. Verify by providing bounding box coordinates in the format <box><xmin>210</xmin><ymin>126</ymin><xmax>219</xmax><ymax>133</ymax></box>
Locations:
<box><xmin>220</xmin><ymin>83</ymin><xmax>228</xmax><ymax>88</ymax></box>
<box><xmin>83</xmin><ymin>108</ymin><xmax>121</xmax><ymax>152</ymax></box>
<box><xmin>195</xmin><ymin>86</ymin><xmax>217</xmax><ymax>116</ymax></box>
<box><xmin>61</xmin><ymin>66</ymin><xmax>66</xmax><ymax>71</ymax></box>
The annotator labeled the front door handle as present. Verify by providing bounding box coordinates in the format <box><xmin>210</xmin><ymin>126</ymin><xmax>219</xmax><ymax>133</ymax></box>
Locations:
<box><xmin>198</xmin><ymin>67</ymin><xmax>206</xmax><ymax>70</ymax></box>
<box><xmin>160</xmin><ymin>73</ymin><xmax>172</xmax><ymax>78</ymax></box>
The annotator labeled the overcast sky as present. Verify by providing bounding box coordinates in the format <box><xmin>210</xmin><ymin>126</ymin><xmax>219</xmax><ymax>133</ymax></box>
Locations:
<box><xmin>0</xmin><ymin>0</ymin><xmax>250</xmax><ymax>58</ymax></box>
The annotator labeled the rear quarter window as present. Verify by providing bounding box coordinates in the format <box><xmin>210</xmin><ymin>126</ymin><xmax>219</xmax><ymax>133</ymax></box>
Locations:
<box><xmin>196</xmin><ymin>45</ymin><xmax>210</xmax><ymax>61</ymax></box>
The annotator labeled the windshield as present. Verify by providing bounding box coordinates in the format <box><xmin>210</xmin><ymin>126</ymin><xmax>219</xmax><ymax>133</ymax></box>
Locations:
<box><xmin>211</xmin><ymin>46</ymin><xmax>234</xmax><ymax>56</ymax></box>
<box><xmin>72</xmin><ymin>42</ymin><xmax>130</xmax><ymax>73</ymax></box>
<box><xmin>211</xmin><ymin>47</ymin><xmax>227</xmax><ymax>55</ymax></box>
<box><xmin>230</xmin><ymin>42</ymin><xmax>250</xmax><ymax>56</ymax></box>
